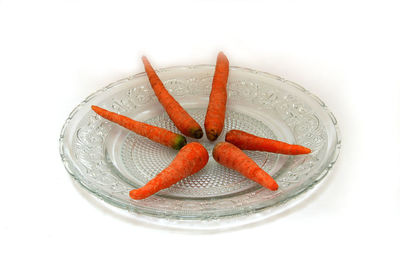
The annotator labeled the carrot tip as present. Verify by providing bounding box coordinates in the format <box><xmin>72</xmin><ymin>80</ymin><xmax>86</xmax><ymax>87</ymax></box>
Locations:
<box><xmin>172</xmin><ymin>135</ymin><xmax>187</xmax><ymax>150</ymax></box>
<box><xmin>130</xmin><ymin>189</ymin><xmax>150</xmax><ymax>200</ymax></box>
<box><xmin>206</xmin><ymin>130</ymin><xmax>219</xmax><ymax>141</ymax></box>
<box><xmin>192</xmin><ymin>128</ymin><xmax>204</xmax><ymax>139</ymax></box>
<box><xmin>294</xmin><ymin>145</ymin><xmax>312</xmax><ymax>155</ymax></box>
<box><xmin>129</xmin><ymin>190</ymin><xmax>139</xmax><ymax>199</ymax></box>
<box><xmin>91</xmin><ymin>105</ymin><xmax>105</xmax><ymax>116</ymax></box>
<box><xmin>270</xmin><ymin>182</ymin><xmax>279</xmax><ymax>191</ymax></box>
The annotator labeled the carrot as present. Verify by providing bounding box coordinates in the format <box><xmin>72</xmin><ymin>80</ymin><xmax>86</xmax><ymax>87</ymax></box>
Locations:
<box><xmin>225</xmin><ymin>129</ymin><xmax>311</xmax><ymax>155</ymax></box>
<box><xmin>129</xmin><ymin>142</ymin><xmax>209</xmax><ymax>199</ymax></box>
<box><xmin>212</xmin><ymin>142</ymin><xmax>278</xmax><ymax>191</ymax></box>
<box><xmin>92</xmin><ymin>105</ymin><xmax>187</xmax><ymax>150</ymax></box>
<box><xmin>204</xmin><ymin>52</ymin><xmax>229</xmax><ymax>141</ymax></box>
<box><xmin>142</xmin><ymin>56</ymin><xmax>203</xmax><ymax>139</ymax></box>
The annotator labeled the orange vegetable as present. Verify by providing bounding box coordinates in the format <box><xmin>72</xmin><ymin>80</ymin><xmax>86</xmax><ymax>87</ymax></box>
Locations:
<box><xmin>212</xmin><ymin>142</ymin><xmax>278</xmax><ymax>191</ymax></box>
<box><xmin>92</xmin><ymin>105</ymin><xmax>187</xmax><ymax>150</ymax></box>
<box><xmin>225</xmin><ymin>129</ymin><xmax>311</xmax><ymax>155</ymax></box>
<box><xmin>204</xmin><ymin>52</ymin><xmax>229</xmax><ymax>141</ymax></box>
<box><xmin>129</xmin><ymin>142</ymin><xmax>209</xmax><ymax>199</ymax></box>
<box><xmin>142</xmin><ymin>56</ymin><xmax>203</xmax><ymax>139</ymax></box>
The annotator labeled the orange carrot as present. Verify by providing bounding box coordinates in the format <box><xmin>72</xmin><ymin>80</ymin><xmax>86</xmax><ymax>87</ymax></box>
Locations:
<box><xmin>142</xmin><ymin>56</ymin><xmax>203</xmax><ymax>139</ymax></box>
<box><xmin>225</xmin><ymin>129</ymin><xmax>311</xmax><ymax>155</ymax></box>
<box><xmin>129</xmin><ymin>142</ymin><xmax>209</xmax><ymax>199</ymax></box>
<box><xmin>204</xmin><ymin>52</ymin><xmax>229</xmax><ymax>141</ymax></box>
<box><xmin>212</xmin><ymin>142</ymin><xmax>278</xmax><ymax>191</ymax></box>
<box><xmin>92</xmin><ymin>105</ymin><xmax>187</xmax><ymax>150</ymax></box>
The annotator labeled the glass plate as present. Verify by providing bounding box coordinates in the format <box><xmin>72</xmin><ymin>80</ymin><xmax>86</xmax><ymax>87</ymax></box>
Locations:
<box><xmin>59</xmin><ymin>65</ymin><xmax>341</xmax><ymax>229</ymax></box>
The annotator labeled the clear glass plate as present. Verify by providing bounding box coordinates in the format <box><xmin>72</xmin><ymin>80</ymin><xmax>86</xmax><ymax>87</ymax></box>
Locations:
<box><xmin>59</xmin><ymin>65</ymin><xmax>341</xmax><ymax>229</ymax></box>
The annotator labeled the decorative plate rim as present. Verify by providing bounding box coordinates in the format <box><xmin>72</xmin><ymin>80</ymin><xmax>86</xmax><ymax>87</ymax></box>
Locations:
<box><xmin>59</xmin><ymin>64</ymin><xmax>341</xmax><ymax>228</ymax></box>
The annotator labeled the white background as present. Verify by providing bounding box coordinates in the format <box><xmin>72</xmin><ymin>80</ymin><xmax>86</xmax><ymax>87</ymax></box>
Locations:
<box><xmin>1</xmin><ymin>0</ymin><xmax>399</xmax><ymax>266</ymax></box>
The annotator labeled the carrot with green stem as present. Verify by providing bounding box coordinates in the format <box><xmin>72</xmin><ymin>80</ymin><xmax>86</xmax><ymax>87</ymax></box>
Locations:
<box><xmin>225</xmin><ymin>129</ymin><xmax>311</xmax><ymax>155</ymax></box>
<box><xmin>92</xmin><ymin>105</ymin><xmax>187</xmax><ymax>150</ymax></box>
<box><xmin>142</xmin><ymin>56</ymin><xmax>203</xmax><ymax>139</ymax></box>
<box><xmin>204</xmin><ymin>52</ymin><xmax>229</xmax><ymax>141</ymax></box>
<box><xmin>129</xmin><ymin>142</ymin><xmax>209</xmax><ymax>199</ymax></box>
<box><xmin>212</xmin><ymin>142</ymin><xmax>278</xmax><ymax>191</ymax></box>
